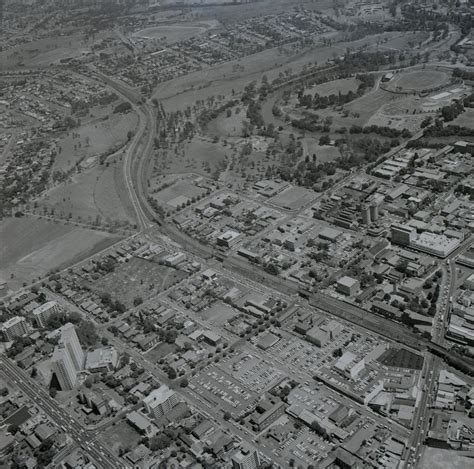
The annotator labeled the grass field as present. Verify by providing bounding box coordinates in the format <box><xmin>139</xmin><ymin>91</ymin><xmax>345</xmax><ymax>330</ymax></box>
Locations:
<box><xmin>89</xmin><ymin>257</ymin><xmax>188</xmax><ymax>308</ymax></box>
<box><xmin>154</xmin><ymin>31</ymin><xmax>406</xmax><ymax>112</ymax></box>
<box><xmin>38</xmin><ymin>162</ymin><xmax>135</xmax><ymax>225</ymax></box>
<box><xmin>0</xmin><ymin>34</ymin><xmax>92</xmax><ymax>69</ymax></box>
<box><xmin>153</xmin><ymin>180</ymin><xmax>207</xmax><ymax>208</ymax></box>
<box><xmin>0</xmin><ymin>216</ymin><xmax>119</xmax><ymax>292</ymax></box>
<box><xmin>388</xmin><ymin>70</ymin><xmax>450</xmax><ymax>92</ymax></box>
<box><xmin>157</xmin><ymin>137</ymin><xmax>228</xmax><ymax>177</ymax></box>
<box><xmin>54</xmin><ymin>111</ymin><xmax>137</xmax><ymax>172</ymax></box>
<box><xmin>309</xmin><ymin>77</ymin><xmax>360</xmax><ymax>97</ymax></box>
<box><xmin>452</xmin><ymin>108</ymin><xmax>474</xmax><ymax>129</ymax></box>
<box><xmin>270</xmin><ymin>186</ymin><xmax>316</xmax><ymax>210</ymax></box>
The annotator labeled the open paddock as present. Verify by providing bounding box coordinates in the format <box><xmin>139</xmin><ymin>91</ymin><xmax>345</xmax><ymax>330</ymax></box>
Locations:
<box><xmin>0</xmin><ymin>216</ymin><xmax>119</xmax><ymax>292</ymax></box>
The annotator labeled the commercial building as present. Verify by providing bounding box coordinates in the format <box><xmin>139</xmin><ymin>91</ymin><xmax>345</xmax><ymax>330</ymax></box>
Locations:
<box><xmin>143</xmin><ymin>385</ymin><xmax>179</xmax><ymax>420</ymax></box>
<box><xmin>85</xmin><ymin>347</ymin><xmax>119</xmax><ymax>373</ymax></box>
<box><xmin>337</xmin><ymin>276</ymin><xmax>360</xmax><ymax>296</ymax></box>
<box><xmin>1</xmin><ymin>316</ymin><xmax>29</xmax><ymax>341</ymax></box>
<box><xmin>32</xmin><ymin>301</ymin><xmax>60</xmax><ymax>328</ymax></box>
<box><xmin>217</xmin><ymin>229</ymin><xmax>242</xmax><ymax>248</ymax></box>
<box><xmin>411</xmin><ymin>232</ymin><xmax>460</xmax><ymax>258</ymax></box>
<box><xmin>231</xmin><ymin>444</ymin><xmax>260</xmax><ymax>469</ymax></box>
<box><xmin>391</xmin><ymin>224</ymin><xmax>417</xmax><ymax>246</ymax></box>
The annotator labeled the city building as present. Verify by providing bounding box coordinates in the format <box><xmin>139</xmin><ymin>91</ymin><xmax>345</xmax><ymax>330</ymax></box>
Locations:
<box><xmin>337</xmin><ymin>276</ymin><xmax>360</xmax><ymax>296</ymax></box>
<box><xmin>391</xmin><ymin>224</ymin><xmax>417</xmax><ymax>246</ymax></box>
<box><xmin>32</xmin><ymin>301</ymin><xmax>60</xmax><ymax>328</ymax></box>
<box><xmin>143</xmin><ymin>385</ymin><xmax>179</xmax><ymax>420</ymax></box>
<box><xmin>231</xmin><ymin>444</ymin><xmax>260</xmax><ymax>469</ymax></box>
<box><xmin>1</xmin><ymin>316</ymin><xmax>29</xmax><ymax>341</ymax></box>
<box><xmin>85</xmin><ymin>347</ymin><xmax>119</xmax><ymax>373</ymax></box>
<box><xmin>411</xmin><ymin>232</ymin><xmax>461</xmax><ymax>258</ymax></box>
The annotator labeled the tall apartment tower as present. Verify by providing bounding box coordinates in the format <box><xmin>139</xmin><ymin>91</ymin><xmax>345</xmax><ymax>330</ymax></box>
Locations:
<box><xmin>60</xmin><ymin>323</ymin><xmax>84</xmax><ymax>371</ymax></box>
<box><xmin>50</xmin><ymin>323</ymin><xmax>84</xmax><ymax>391</ymax></box>
<box><xmin>51</xmin><ymin>345</ymin><xmax>78</xmax><ymax>390</ymax></box>
<box><xmin>231</xmin><ymin>444</ymin><xmax>260</xmax><ymax>469</ymax></box>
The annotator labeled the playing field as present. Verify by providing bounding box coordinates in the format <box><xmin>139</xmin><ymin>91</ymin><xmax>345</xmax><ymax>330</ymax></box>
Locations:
<box><xmin>388</xmin><ymin>70</ymin><xmax>450</xmax><ymax>92</ymax></box>
<box><xmin>133</xmin><ymin>24</ymin><xmax>212</xmax><ymax>44</ymax></box>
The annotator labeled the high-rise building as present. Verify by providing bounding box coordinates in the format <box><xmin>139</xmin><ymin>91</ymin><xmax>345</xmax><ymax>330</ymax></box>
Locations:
<box><xmin>143</xmin><ymin>385</ymin><xmax>179</xmax><ymax>420</ymax></box>
<box><xmin>60</xmin><ymin>323</ymin><xmax>84</xmax><ymax>371</ymax></box>
<box><xmin>1</xmin><ymin>316</ymin><xmax>29</xmax><ymax>341</ymax></box>
<box><xmin>32</xmin><ymin>301</ymin><xmax>60</xmax><ymax>328</ymax></box>
<box><xmin>51</xmin><ymin>345</ymin><xmax>78</xmax><ymax>390</ymax></box>
<box><xmin>361</xmin><ymin>204</ymin><xmax>371</xmax><ymax>225</ymax></box>
<box><xmin>391</xmin><ymin>224</ymin><xmax>416</xmax><ymax>246</ymax></box>
<box><xmin>50</xmin><ymin>323</ymin><xmax>84</xmax><ymax>391</ymax></box>
<box><xmin>231</xmin><ymin>444</ymin><xmax>260</xmax><ymax>469</ymax></box>
<box><xmin>370</xmin><ymin>202</ymin><xmax>379</xmax><ymax>222</ymax></box>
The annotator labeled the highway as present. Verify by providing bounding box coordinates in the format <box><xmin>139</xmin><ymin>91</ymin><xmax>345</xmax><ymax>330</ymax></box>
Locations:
<box><xmin>0</xmin><ymin>356</ymin><xmax>129</xmax><ymax>469</ymax></box>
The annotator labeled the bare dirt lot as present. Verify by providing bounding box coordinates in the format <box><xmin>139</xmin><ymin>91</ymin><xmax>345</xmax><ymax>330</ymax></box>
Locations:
<box><xmin>0</xmin><ymin>216</ymin><xmax>120</xmax><ymax>292</ymax></box>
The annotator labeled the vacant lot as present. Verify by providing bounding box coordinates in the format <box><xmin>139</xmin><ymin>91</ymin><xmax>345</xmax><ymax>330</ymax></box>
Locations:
<box><xmin>145</xmin><ymin>342</ymin><xmax>178</xmax><ymax>363</ymax></box>
<box><xmin>101</xmin><ymin>420</ymin><xmax>142</xmax><ymax>455</ymax></box>
<box><xmin>0</xmin><ymin>216</ymin><xmax>119</xmax><ymax>292</ymax></box>
<box><xmin>89</xmin><ymin>257</ymin><xmax>188</xmax><ymax>308</ymax></box>
<box><xmin>421</xmin><ymin>447</ymin><xmax>472</xmax><ymax>469</ymax></box>
<box><xmin>200</xmin><ymin>302</ymin><xmax>239</xmax><ymax>327</ymax></box>
<box><xmin>378</xmin><ymin>348</ymin><xmax>423</xmax><ymax>370</ymax></box>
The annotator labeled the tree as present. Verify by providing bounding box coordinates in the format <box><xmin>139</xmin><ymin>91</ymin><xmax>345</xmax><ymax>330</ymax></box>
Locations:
<box><xmin>133</xmin><ymin>297</ymin><xmax>143</xmax><ymax>307</ymax></box>
<box><xmin>77</xmin><ymin>320</ymin><xmax>98</xmax><ymax>346</ymax></box>
<box><xmin>149</xmin><ymin>434</ymin><xmax>171</xmax><ymax>451</ymax></box>
<box><xmin>179</xmin><ymin>378</ymin><xmax>188</xmax><ymax>388</ymax></box>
